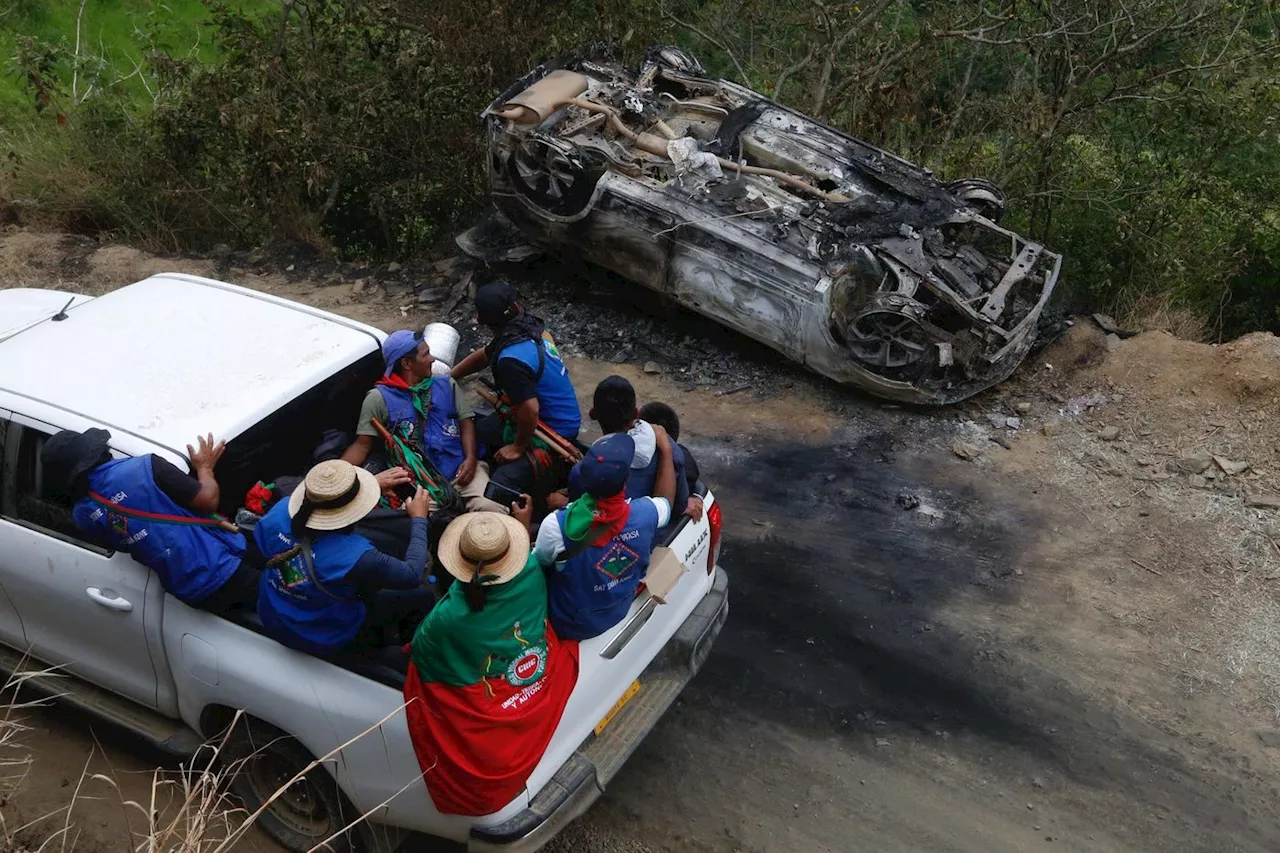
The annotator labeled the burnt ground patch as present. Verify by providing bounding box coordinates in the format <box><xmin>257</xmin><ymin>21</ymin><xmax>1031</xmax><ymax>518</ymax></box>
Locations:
<box><xmin>667</xmin><ymin>433</ymin><xmax>1280</xmax><ymax>851</ymax></box>
<box><xmin>687</xmin><ymin>432</ymin><xmax>1038</xmax><ymax>744</ymax></box>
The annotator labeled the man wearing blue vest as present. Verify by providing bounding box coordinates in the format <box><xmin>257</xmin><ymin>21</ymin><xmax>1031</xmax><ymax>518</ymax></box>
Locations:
<box><xmin>255</xmin><ymin>459</ymin><xmax>436</xmax><ymax>660</ymax></box>
<box><xmin>41</xmin><ymin>427</ymin><xmax>260</xmax><ymax>615</ymax></box>
<box><xmin>451</xmin><ymin>280</ymin><xmax>582</xmax><ymax>505</ymax></box>
<box><xmin>530</xmin><ymin>431</ymin><xmax>676</xmax><ymax>641</ymax></box>
<box><xmin>343</xmin><ymin>329</ymin><xmax>504</xmax><ymax>514</ymax></box>
<box><xmin>556</xmin><ymin>376</ymin><xmax>690</xmax><ymax>528</ymax></box>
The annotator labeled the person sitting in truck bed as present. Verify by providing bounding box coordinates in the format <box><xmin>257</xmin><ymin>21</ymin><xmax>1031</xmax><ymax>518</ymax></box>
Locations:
<box><xmin>254</xmin><ymin>459</ymin><xmax>437</xmax><ymax>662</ymax></box>
<box><xmin>342</xmin><ymin>329</ymin><xmax>505</xmax><ymax>515</ymax></box>
<box><xmin>638</xmin><ymin>401</ymin><xmax>704</xmax><ymax>523</ymax></box>
<box><xmin>41</xmin><ymin>428</ymin><xmax>261</xmax><ymax>615</ymax></box>
<box><xmin>553</xmin><ymin>377</ymin><xmax>690</xmax><ymax>527</ymax></box>
<box><xmin>401</xmin><ymin>510</ymin><xmax>578</xmax><ymax>816</ymax></box>
<box><xmin>450</xmin><ymin>280</ymin><xmax>582</xmax><ymax>509</ymax></box>
<box><xmin>533</xmin><ymin>432</ymin><xmax>675</xmax><ymax>641</ymax></box>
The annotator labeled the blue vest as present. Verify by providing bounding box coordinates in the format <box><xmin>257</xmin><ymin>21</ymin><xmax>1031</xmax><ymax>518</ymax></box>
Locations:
<box><xmin>568</xmin><ymin>439</ymin><xmax>690</xmax><ymax>530</ymax></box>
<box><xmin>254</xmin><ymin>500</ymin><xmax>372</xmax><ymax>655</ymax></box>
<box><xmin>624</xmin><ymin>443</ymin><xmax>690</xmax><ymax>524</ymax></box>
<box><xmin>497</xmin><ymin>333</ymin><xmax>581</xmax><ymax>439</ymax></box>
<box><xmin>73</xmin><ymin>457</ymin><xmax>245</xmax><ymax>605</ymax></box>
<box><xmin>547</xmin><ymin>499</ymin><xmax>661</xmax><ymax>640</ymax></box>
<box><xmin>378</xmin><ymin>379</ymin><xmax>466</xmax><ymax>481</ymax></box>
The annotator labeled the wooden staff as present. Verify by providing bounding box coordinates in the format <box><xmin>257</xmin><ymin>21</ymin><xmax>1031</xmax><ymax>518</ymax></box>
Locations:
<box><xmin>475</xmin><ymin>387</ymin><xmax>583</xmax><ymax>463</ymax></box>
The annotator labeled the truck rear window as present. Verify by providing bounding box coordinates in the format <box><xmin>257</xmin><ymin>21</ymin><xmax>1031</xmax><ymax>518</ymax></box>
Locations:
<box><xmin>216</xmin><ymin>351</ymin><xmax>383</xmax><ymax>516</ymax></box>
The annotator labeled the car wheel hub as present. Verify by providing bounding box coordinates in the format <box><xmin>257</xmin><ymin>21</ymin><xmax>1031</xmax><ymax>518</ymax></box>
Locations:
<box><xmin>847</xmin><ymin>305</ymin><xmax>931</xmax><ymax>368</ymax></box>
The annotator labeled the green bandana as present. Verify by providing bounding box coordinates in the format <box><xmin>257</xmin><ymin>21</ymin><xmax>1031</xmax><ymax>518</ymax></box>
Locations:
<box><xmin>560</xmin><ymin>494</ymin><xmax>598</xmax><ymax>542</ymax></box>
<box><xmin>406</xmin><ymin>376</ymin><xmax>433</xmax><ymax>421</ymax></box>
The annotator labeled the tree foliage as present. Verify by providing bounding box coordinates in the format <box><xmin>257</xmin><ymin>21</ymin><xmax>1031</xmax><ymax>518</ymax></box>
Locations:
<box><xmin>3</xmin><ymin>0</ymin><xmax>1277</xmax><ymax>337</ymax></box>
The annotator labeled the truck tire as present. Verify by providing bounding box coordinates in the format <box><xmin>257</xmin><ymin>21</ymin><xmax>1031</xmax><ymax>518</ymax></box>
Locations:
<box><xmin>223</xmin><ymin>717</ymin><xmax>368</xmax><ymax>852</ymax></box>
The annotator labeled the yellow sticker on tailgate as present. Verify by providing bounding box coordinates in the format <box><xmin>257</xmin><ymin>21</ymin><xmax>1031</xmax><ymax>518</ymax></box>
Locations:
<box><xmin>594</xmin><ymin>680</ymin><xmax>641</xmax><ymax>736</ymax></box>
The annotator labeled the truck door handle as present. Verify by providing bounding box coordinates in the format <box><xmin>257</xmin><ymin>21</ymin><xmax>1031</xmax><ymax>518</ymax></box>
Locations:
<box><xmin>86</xmin><ymin>587</ymin><xmax>133</xmax><ymax>612</ymax></box>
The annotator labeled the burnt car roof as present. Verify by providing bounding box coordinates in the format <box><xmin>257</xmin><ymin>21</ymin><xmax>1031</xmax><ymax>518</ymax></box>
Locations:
<box><xmin>479</xmin><ymin>45</ymin><xmax>1062</xmax><ymax>405</ymax></box>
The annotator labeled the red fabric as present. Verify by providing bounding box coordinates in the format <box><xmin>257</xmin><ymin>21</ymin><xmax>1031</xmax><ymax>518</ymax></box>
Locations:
<box><xmin>376</xmin><ymin>373</ymin><xmax>413</xmax><ymax>391</ymax></box>
<box><xmin>591</xmin><ymin>493</ymin><xmax>629</xmax><ymax>545</ymax></box>
<box><xmin>244</xmin><ymin>482</ymin><xmax>274</xmax><ymax>516</ymax></box>
<box><xmin>402</xmin><ymin>626</ymin><xmax>580</xmax><ymax>816</ymax></box>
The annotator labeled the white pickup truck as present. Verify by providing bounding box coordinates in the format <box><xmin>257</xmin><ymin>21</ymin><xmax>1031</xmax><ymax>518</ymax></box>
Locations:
<box><xmin>0</xmin><ymin>275</ymin><xmax>729</xmax><ymax>852</ymax></box>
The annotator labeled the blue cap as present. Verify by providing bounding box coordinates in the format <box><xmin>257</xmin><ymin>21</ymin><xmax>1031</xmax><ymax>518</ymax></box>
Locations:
<box><xmin>382</xmin><ymin>329</ymin><xmax>422</xmax><ymax>376</ymax></box>
<box><xmin>578</xmin><ymin>433</ymin><xmax>634</xmax><ymax>498</ymax></box>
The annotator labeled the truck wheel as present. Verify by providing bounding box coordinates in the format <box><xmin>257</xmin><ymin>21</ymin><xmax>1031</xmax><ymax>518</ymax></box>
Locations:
<box><xmin>223</xmin><ymin>717</ymin><xmax>366</xmax><ymax>853</ymax></box>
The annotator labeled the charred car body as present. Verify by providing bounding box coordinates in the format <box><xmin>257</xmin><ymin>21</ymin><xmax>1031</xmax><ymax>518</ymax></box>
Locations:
<box><xmin>482</xmin><ymin>46</ymin><xmax>1061</xmax><ymax>405</ymax></box>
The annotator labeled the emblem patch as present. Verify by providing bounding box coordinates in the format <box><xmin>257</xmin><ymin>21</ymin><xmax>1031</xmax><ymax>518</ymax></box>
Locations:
<box><xmin>506</xmin><ymin>644</ymin><xmax>547</xmax><ymax>686</ymax></box>
<box><xmin>108</xmin><ymin>512</ymin><xmax>129</xmax><ymax>537</ymax></box>
<box><xmin>595</xmin><ymin>540</ymin><xmax>640</xmax><ymax>581</ymax></box>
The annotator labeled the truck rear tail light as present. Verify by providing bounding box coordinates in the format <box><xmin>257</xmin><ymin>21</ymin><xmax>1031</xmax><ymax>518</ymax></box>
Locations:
<box><xmin>707</xmin><ymin>501</ymin><xmax>723</xmax><ymax>574</ymax></box>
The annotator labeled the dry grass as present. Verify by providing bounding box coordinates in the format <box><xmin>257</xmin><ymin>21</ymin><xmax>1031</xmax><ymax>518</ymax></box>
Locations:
<box><xmin>0</xmin><ymin>680</ymin><xmax>418</xmax><ymax>853</ymax></box>
<box><xmin>1122</xmin><ymin>290</ymin><xmax>1210</xmax><ymax>342</ymax></box>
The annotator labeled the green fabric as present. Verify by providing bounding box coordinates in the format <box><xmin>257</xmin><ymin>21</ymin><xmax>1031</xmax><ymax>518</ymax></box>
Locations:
<box><xmin>560</xmin><ymin>494</ymin><xmax>597</xmax><ymax>542</ymax></box>
<box><xmin>500</xmin><ymin>420</ymin><xmax>553</xmax><ymax>455</ymax></box>
<box><xmin>404</xmin><ymin>376</ymin><xmax>434</xmax><ymax>421</ymax></box>
<box><xmin>410</xmin><ymin>552</ymin><xmax>549</xmax><ymax>687</ymax></box>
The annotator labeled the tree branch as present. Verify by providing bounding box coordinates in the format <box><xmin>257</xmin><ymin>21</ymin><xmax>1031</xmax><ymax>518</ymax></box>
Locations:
<box><xmin>661</xmin><ymin>6</ymin><xmax>751</xmax><ymax>85</ymax></box>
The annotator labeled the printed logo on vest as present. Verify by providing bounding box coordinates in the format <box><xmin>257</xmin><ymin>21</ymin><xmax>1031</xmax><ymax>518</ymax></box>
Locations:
<box><xmin>108</xmin><ymin>511</ymin><xmax>129</xmax><ymax>537</ymax></box>
<box><xmin>595</xmin><ymin>540</ymin><xmax>640</xmax><ymax>581</ymax></box>
<box><xmin>541</xmin><ymin>332</ymin><xmax>562</xmax><ymax>361</ymax></box>
<box><xmin>269</xmin><ymin>556</ymin><xmax>311</xmax><ymax>599</ymax></box>
<box><xmin>506</xmin><ymin>644</ymin><xmax>547</xmax><ymax>686</ymax></box>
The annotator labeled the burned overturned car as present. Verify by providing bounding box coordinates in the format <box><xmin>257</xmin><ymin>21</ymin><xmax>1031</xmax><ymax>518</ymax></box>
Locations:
<box><xmin>482</xmin><ymin>46</ymin><xmax>1062</xmax><ymax>405</ymax></box>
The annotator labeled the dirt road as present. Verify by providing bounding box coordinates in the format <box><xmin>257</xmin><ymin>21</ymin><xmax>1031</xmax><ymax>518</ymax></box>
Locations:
<box><xmin>4</xmin><ymin>230</ymin><xmax>1280</xmax><ymax>852</ymax></box>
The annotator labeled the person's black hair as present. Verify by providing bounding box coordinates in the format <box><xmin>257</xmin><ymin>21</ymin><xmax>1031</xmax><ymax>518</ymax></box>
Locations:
<box><xmin>593</xmin><ymin>375</ymin><xmax>637</xmax><ymax>434</ymax></box>
<box><xmin>638</xmin><ymin>401</ymin><xmax>680</xmax><ymax>440</ymax></box>
<box><xmin>464</xmin><ymin>562</ymin><xmax>490</xmax><ymax>612</ymax></box>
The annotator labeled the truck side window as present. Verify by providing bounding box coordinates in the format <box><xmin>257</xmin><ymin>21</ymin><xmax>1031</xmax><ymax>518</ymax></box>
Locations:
<box><xmin>7</xmin><ymin>427</ymin><xmax>110</xmax><ymax>553</ymax></box>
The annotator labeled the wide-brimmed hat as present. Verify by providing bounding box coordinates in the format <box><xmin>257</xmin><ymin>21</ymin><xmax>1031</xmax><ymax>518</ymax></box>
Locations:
<box><xmin>40</xmin><ymin>428</ymin><xmax>112</xmax><ymax>496</ymax></box>
<box><xmin>287</xmin><ymin>459</ymin><xmax>382</xmax><ymax>531</ymax></box>
<box><xmin>437</xmin><ymin>512</ymin><xmax>530</xmax><ymax>585</ymax></box>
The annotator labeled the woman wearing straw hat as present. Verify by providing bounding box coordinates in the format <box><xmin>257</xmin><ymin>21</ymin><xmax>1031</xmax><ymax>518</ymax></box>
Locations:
<box><xmin>401</xmin><ymin>510</ymin><xmax>579</xmax><ymax>816</ymax></box>
<box><xmin>253</xmin><ymin>459</ymin><xmax>437</xmax><ymax>658</ymax></box>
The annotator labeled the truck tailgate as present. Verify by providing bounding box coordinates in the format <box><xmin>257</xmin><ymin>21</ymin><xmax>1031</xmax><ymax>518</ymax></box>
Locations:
<box><xmin>476</xmin><ymin>493</ymin><xmax>722</xmax><ymax>831</ymax></box>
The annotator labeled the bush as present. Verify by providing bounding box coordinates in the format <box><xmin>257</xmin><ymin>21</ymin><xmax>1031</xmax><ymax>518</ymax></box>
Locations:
<box><xmin>6</xmin><ymin>1</ymin><xmax>665</xmax><ymax>258</ymax></box>
<box><xmin>2</xmin><ymin>0</ymin><xmax>1277</xmax><ymax>338</ymax></box>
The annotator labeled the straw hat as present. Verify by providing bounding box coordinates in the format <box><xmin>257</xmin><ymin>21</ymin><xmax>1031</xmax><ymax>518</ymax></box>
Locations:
<box><xmin>287</xmin><ymin>459</ymin><xmax>382</xmax><ymax>531</ymax></box>
<box><xmin>437</xmin><ymin>513</ymin><xmax>530</xmax><ymax>585</ymax></box>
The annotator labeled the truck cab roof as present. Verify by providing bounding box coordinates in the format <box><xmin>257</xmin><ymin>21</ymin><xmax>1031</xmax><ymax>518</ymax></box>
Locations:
<box><xmin>0</xmin><ymin>274</ymin><xmax>383</xmax><ymax>458</ymax></box>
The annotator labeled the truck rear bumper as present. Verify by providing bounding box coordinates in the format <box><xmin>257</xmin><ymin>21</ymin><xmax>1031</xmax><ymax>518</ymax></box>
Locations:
<box><xmin>468</xmin><ymin>568</ymin><xmax>730</xmax><ymax>853</ymax></box>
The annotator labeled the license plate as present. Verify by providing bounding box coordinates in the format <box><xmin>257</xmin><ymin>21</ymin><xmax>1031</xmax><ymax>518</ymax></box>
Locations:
<box><xmin>594</xmin><ymin>680</ymin><xmax>641</xmax><ymax>736</ymax></box>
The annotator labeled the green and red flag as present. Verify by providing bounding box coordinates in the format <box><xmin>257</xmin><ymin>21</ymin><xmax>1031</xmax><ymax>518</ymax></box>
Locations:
<box><xmin>402</xmin><ymin>554</ymin><xmax>579</xmax><ymax>815</ymax></box>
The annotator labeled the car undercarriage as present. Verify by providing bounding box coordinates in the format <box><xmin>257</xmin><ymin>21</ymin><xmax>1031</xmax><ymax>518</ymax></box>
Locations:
<box><xmin>483</xmin><ymin>46</ymin><xmax>1062</xmax><ymax>404</ymax></box>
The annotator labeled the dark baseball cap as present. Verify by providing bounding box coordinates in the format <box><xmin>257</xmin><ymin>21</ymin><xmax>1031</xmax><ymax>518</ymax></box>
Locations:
<box><xmin>577</xmin><ymin>433</ymin><xmax>634</xmax><ymax>498</ymax></box>
<box><xmin>592</xmin><ymin>375</ymin><xmax>636</xmax><ymax>424</ymax></box>
<box><xmin>475</xmin><ymin>280</ymin><xmax>520</xmax><ymax>326</ymax></box>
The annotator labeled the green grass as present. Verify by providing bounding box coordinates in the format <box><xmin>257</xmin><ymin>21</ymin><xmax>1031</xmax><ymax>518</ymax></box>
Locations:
<box><xmin>1</xmin><ymin>0</ymin><xmax>275</xmax><ymax>124</ymax></box>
